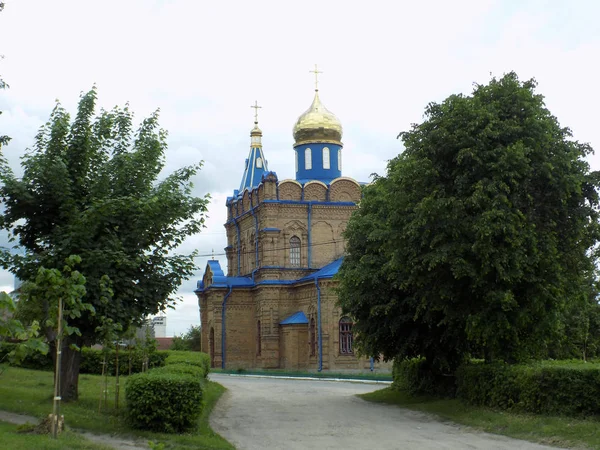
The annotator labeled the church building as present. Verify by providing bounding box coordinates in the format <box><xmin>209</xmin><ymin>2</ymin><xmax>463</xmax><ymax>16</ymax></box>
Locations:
<box><xmin>196</xmin><ymin>75</ymin><xmax>389</xmax><ymax>372</ymax></box>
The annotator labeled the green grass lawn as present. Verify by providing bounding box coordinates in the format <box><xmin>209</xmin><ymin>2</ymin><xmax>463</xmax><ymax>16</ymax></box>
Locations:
<box><xmin>360</xmin><ymin>387</ymin><xmax>600</xmax><ymax>449</ymax></box>
<box><xmin>0</xmin><ymin>421</ymin><xmax>115</xmax><ymax>450</ymax></box>
<box><xmin>0</xmin><ymin>366</ymin><xmax>233</xmax><ymax>450</ymax></box>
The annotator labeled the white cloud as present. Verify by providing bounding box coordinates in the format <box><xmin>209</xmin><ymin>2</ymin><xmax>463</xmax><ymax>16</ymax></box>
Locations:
<box><xmin>1</xmin><ymin>0</ymin><xmax>599</xmax><ymax>334</ymax></box>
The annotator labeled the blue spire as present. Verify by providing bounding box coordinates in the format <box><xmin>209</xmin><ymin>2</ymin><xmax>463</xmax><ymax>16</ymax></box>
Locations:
<box><xmin>239</xmin><ymin>102</ymin><xmax>268</xmax><ymax>192</ymax></box>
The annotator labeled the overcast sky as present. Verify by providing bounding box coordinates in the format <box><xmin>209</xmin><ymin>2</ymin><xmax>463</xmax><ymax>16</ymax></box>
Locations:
<box><xmin>1</xmin><ymin>0</ymin><xmax>599</xmax><ymax>336</ymax></box>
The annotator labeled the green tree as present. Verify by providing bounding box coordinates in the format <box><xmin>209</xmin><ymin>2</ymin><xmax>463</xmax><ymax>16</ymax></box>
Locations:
<box><xmin>0</xmin><ymin>291</ymin><xmax>48</xmax><ymax>368</ymax></box>
<box><xmin>338</xmin><ymin>73</ymin><xmax>600</xmax><ymax>374</ymax></box>
<box><xmin>170</xmin><ymin>325</ymin><xmax>201</xmax><ymax>351</ymax></box>
<box><xmin>0</xmin><ymin>88</ymin><xmax>209</xmax><ymax>400</ymax></box>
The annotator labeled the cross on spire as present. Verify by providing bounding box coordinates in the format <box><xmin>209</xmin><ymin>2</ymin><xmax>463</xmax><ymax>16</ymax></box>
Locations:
<box><xmin>250</xmin><ymin>100</ymin><xmax>262</xmax><ymax>124</ymax></box>
<box><xmin>309</xmin><ymin>64</ymin><xmax>322</xmax><ymax>91</ymax></box>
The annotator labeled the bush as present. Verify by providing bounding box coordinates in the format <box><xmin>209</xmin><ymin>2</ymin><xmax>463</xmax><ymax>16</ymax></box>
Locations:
<box><xmin>456</xmin><ymin>360</ymin><xmax>600</xmax><ymax>416</ymax></box>
<box><xmin>125</xmin><ymin>371</ymin><xmax>204</xmax><ymax>433</ymax></box>
<box><xmin>0</xmin><ymin>342</ymin><xmax>53</xmax><ymax>371</ymax></box>
<box><xmin>165</xmin><ymin>351</ymin><xmax>210</xmax><ymax>378</ymax></box>
<box><xmin>79</xmin><ymin>348</ymin><xmax>168</xmax><ymax>375</ymax></box>
<box><xmin>392</xmin><ymin>358</ymin><xmax>456</xmax><ymax>396</ymax></box>
<box><xmin>151</xmin><ymin>363</ymin><xmax>204</xmax><ymax>378</ymax></box>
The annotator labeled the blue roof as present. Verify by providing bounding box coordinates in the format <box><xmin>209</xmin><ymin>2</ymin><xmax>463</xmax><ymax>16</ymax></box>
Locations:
<box><xmin>196</xmin><ymin>257</ymin><xmax>344</xmax><ymax>292</ymax></box>
<box><xmin>280</xmin><ymin>311</ymin><xmax>309</xmax><ymax>325</ymax></box>
<box><xmin>297</xmin><ymin>257</ymin><xmax>343</xmax><ymax>283</ymax></box>
<box><xmin>195</xmin><ymin>260</ymin><xmax>254</xmax><ymax>290</ymax></box>
<box><xmin>239</xmin><ymin>146</ymin><xmax>269</xmax><ymax>192</ymax></box>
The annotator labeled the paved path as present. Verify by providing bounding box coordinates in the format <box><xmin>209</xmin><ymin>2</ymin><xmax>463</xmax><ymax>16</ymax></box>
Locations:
<box><xmin>210</xmin><ymin>374</ymin><xmax>564</xmax><ymax>450</ymax></box>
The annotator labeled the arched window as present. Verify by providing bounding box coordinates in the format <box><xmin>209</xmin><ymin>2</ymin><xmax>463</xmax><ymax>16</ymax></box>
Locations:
<box><xmin>256</xmin><ymin>157</ymin><xmax>263</xmax><ymax>168</ymax></box>
<box><xmin>305</xmin><ymin>148</ymin><xmax>312</xmax><ymax>170</ymax></box>
<box><xmin>257</xmin><ymin>320</ymin><xmax>262</xmax><ymax>356</ymax></box>
<box><xmin>323</xmin><ymin>147</ymin><xmax>330</xmax><ymax>169</ymax></box>
<box><xmin>310</xmin><ymin>317</ymin><xmax>316</xmax><ymax>356</ymax></box>
<box><xmin>339</xmin><ymin>317</ymin><xmax>353</xmax><ymax>355</ymax></box>
<box><xmin>338</xmin><ymin>149</ymin><xmax>342</xmax><ymax>171</ymax></box>
<box><xmin>295</xmin><ymin>151</ymin><xmax>298</xmax><ymax>173</ymax></box>
<box><xmin>290</xmin><ymin>236</ymin><xmax>301</xmax><ymax>267</ymax></box>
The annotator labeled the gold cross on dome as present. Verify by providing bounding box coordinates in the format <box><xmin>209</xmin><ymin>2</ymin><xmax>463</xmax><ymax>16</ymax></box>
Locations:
<box><xmin>309</xmin><ymin>64</ymin><xmax>323</xmax><ymax>91</ymax></box>
<box><xmin>250</xmin><ymin>100</ymin><xmax>262</xmax><ymax>123</ymax></box>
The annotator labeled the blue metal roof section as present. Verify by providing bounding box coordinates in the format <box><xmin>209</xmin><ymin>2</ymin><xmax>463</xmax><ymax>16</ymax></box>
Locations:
<box><xmin>297</xmin><ymin>257</ymin><xmax>343</xmax><ymax>282</ymax></box>
<box><xmin>280</xmin><ymin>311</ymin><xmax>309</xmax><ymax>325</ymax></box>
<box><xmin>196</xmin><ymin>257</ymin><xmax>344</xmax><ymax>293</ymax></box>
<box><xmin>195</xmin><ymin>260</ymin><xmax>254</xmax><ymax>291</ymax></box>
<box><xmin>239</xmin><ymin>145</ymin><xmax>269</xmax><ymax>192</ymax></box>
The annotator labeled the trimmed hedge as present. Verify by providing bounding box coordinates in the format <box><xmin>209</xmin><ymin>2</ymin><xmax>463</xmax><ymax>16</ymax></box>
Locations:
<box><xmin>79</xmin><ymin>348</ymin><xmax>168</xmax><ymax>375</ymax></box>
<box><xmin>165</xmin><ymin>351</ymin><xmax>210</xmax><ymax>378</ymax></box>
<box><xmin>125</xmin><ymin>371</ymin><xmax>204</xmax><ymax>433</ymax></box>
<box><xmin>0</xmin><ymin>343</ymin><xmax>169</xmax><ymax>375</ymax></box>
<box><xmin>456</xmin><ymin>361</ymin><xmax>600</xmax><ymax>416</ymax></box>
<box><xmin>392</xmin><ymin>358</ymin><xmax>456</xmax><ymax>396</ymax></box>
<box><xmin>151</xmin><ymin>363</ymin><xmax>204</xmax><ymax>378</ymax></box>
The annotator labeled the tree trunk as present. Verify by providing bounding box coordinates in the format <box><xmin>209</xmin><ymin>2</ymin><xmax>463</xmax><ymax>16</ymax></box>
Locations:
<box><xmin>51</xmin><ymin>336</ymin><xmax>83</xmax><ymax>402</ymax></box>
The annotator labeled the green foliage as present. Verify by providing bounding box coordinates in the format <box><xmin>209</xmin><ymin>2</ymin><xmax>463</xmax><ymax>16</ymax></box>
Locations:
<box><xmin>552</xmin><ymin>290</ymin><xmax>600</xmax><ymax>360</ymax></box>
<box><xmin>79</xmin><ymin>347</ymin><xmax>168</xmax><ymax>375</ymax></box>
<box><xmin>338</xmin><ymin>72</ymin><xmax>600</xmax><ymax>373</ymax></box>
<box><xmin>165</xmin><ymin>350</ymin><xmax>210</xmax><ymax>378</ymax></box>
<box><xmin>456</xmin><ymin>360</ymin><xmax>600</xmax><ymax>416</ymax></box>
<box><xmin>0</xmin><ymin>88</ymin><xmax>209</xmax><ymax>397</ymax></box>
<box><xmin>392</xmin><ymin>358</ymin><xmax>455</xmax><ymax>396</ymax></box>
<box><xmin>170</xmin><ymin>325</ymin><xmax>202</xmax><ymax>351</ymax></box>
<box><xmin>125</xmin><ymin>371</ymin><xmax>204</xmax><ymax>433</ymax></box>
<box><xmin>151</xmin><ymin>362</ymin><xmax>204</xmax><ymax>378</ymax></box>
<box><xmin>19</xmin><ymin>255</ymin><xmax>91</xmax><ymax>344</ymax></box>
<box><xmin>0</xmin><ymin>341</ymin><xmax>53</xmax><ymax>370</ymax></box>
<box><xmin>0</xmin><ymin>292</ymin><xmax>48</xmax><ymax>367</ymax></box>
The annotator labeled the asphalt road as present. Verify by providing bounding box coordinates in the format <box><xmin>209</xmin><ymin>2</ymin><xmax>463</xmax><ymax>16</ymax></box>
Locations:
<box><xmin>209</xmin><ymin>374</ymin><xmax>562</xmax><ymax>450</ymax></box>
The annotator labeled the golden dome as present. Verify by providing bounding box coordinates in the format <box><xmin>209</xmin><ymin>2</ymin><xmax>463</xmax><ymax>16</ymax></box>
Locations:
<box><xmin>293</xmin><ymin>91</ymin><xmax>343</xmax><ymax>147</ymax></box>
<box><xmin>250</xmin><ymin>123</ymin><xmax>262</xmax><ymax>136</ymax></box>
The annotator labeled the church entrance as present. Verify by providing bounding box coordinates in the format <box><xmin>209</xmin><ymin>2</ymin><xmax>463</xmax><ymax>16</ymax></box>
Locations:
<box><xmin>209</xmin><ymin>327</ymin><xmax>215</xmax><ymax>368</ymax></box>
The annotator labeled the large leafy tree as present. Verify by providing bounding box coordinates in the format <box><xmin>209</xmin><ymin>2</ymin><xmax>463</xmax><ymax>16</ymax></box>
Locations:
<box><xmin>0</xmin><ymin>88</ymin><xmax>209</xmax><ymax>400</ymax></box>
<box><xmin>338</xmin><ymin>73</ymin><xmax>600</xmax><ymax>373</ymax></box>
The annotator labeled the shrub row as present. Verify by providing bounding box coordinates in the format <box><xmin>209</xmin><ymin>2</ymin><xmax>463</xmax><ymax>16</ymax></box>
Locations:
<box><xmin>392</xmin><ymin>358</ymin><xmax>456</xmax><ymax>397</ymax></box>
<box><xmin>125</xmin><ymin>351</ymin><xmax>211</xmax><ymax>433</ymax></box>
<box><xmin>0</xmin><ymin>343</ymin><xmax>169</xmax><ymax>375</ymax></box>
<box><xmin>456</xmin><ymin>361</ymin><xmax>600</xmax><ymax>417</ymax></box>
<box><xmin>79</xmin><ymin>348</ymin><xmax>168</xmax><ymax>375</ymax></box>
<box><xmin>165</xmin><ymin>350</ymin><xmax>210</xmax><ymax>378</ymax></box>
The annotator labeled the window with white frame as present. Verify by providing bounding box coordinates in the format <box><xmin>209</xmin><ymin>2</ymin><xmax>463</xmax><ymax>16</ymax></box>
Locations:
<box><xmin>323</xmin><ymin>147</ymin><xmax>330</xmax><ymax>169</ymax></box>
<box><xmin>256</xmin><ymin>157</ymin><xmax>263</xmax><ymax>168</ymax></box>
<box><xmin>338</xmin><ymin>149</ymin><xmax>342</xmax><ymax>171</ymax></box>
<box><xmin>305</xmin><ymin>148</ymin><xmax>312</xmax><ymax>170</ymax></box>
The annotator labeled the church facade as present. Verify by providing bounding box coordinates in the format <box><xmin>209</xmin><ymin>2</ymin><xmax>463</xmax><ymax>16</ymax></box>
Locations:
<box><xmin>196</xmin><ymin>83</ymin><xmax>389</xmax><ymax>372</ymax></box>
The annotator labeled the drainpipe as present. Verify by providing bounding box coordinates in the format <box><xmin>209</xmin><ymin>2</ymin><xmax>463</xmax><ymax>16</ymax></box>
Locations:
<box><xmin>221</xmin><ymin>286</ymin><xmax>233</xmax><ymax>369</ymax></box>
<box><xmin>370</xmin><ymin>357</ymin><xmax>374</xmax><ymax>372</ymax></box>
<box><xmin>234</xmin><ymin>219</ymin><xmax>241</xmax><ymax>276</ymax></box>
<box><xmin>249</xmin><ymin>195</ymin><xmax>259</xmax><ymax>269</ymax></box>
<box><xmin>307</xmin><ymin>202</ymin><xmax>312</xmax><ymax>269</ymax></box>
<box><xmin>315</xmin><ymin>278</ymin><xmax>322</xmax><ymax>372</ymax></box>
